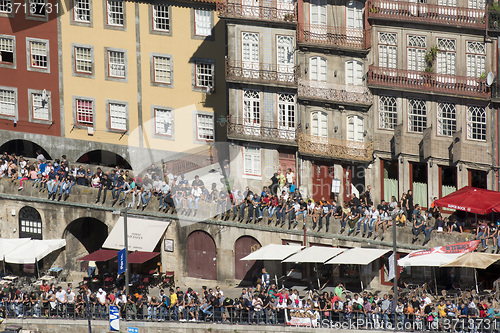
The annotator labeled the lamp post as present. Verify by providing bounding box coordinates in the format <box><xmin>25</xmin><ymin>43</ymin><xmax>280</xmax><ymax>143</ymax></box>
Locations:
<box><xmin>123</xmin><ymin>207</ymin><xmax>131</xmax><ymax>299</ymax></box>
<box><xmin>393</xmin><ymin>218</ymin><xmax>398</xmax><ymax>331</ymax></box>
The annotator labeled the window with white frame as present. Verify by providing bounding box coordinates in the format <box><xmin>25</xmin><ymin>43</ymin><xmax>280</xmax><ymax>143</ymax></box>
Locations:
<box><xmin>153</xmin><ymin>4</ymin><xmax>169</xmax><ymax>31</ymax></box>
<box><xmin>0</xmin><ymin>0</ymin><xmax>11</xmax><ymax>13</ymax></box>
<box><xmin>408</xmin><ymin>99</ymin><xmax>427</xmax><ymax>133</ymax></box>
<box><xmin>194</xmin><ymin>9</ymin><xmax>211</xmax><ymax>36</ymax></box>
<box><xmin>29</xmin><ymin>40</ymin><xmax>48</xmax><ymax>69</ymax></box>
<box><xmin>467</xmin><ymin>106</ymin><xmax>486</xmax><ymax>141</ymax></box>
<box><xmin>0</xmin><ymin>88</ymin><xmax>15</xmax><ymax>117</ymax></box>
<box><xmin>109</xmin><ymin>102</ymin><xmax>127</xmax><ymax>131</ymax></box>
<box><xmin>347</xmin><ymin>115</ymin><xmax>364</xmax><ymax>142</ymax></box>
<box><xmin>407</xmin><ymin>35</ymin><xmax>426</xmax><ymax>72</ymax></box>
<box><xmin>0</xmin><ymin>36</ymin><xmax>14</xmax><ymax>64</ymax></box>
<box><xmin>437</xmin><ymin>38</ymin><xmax>456</xmax><ymax>75</ymax></box>
<box><xmin>74</xmin><ymin>46</ymin><xmax>92</xmax><ymax>74</ymax></box>
<box><xmin>154</xmin><ymin>107</ymin><xmax>172</xmax><ymax>136</ymax></box>
<box><xmin>466</xmin><ymin>41</ymin><xmax>486</xmax><ymax>78</ymax></box>
<box><xmin>243</xmin><ymin>90</ymin><xmax>260</xmax><ymax>126</ymax></box>
<box><xmin>75</xmin><ymin>98</ymin><xmax>93</xmax><ymax>126</ymax></box>
<box><xmin>242</xmin><ymin>32</ymin><xmax>259</xmax><ymax>65</ymax></box>
<box><xmin>243</xmin><ymin>146</ymin><xmax>261</xmax><ymax>176</ymax></box>
<box><xmin>437</xmin><ymin>102</ymin><xmax>456</xmax><ymax>136</ymax></box>
<box><xmin>438</xmin><ymin>0</ymin><xmax>456</xmax><ymax>5</ymax></box>
<box><xmin>106</xmin><ymin>0</ymin><xmax>123</xmax><ymax>26</ymax></box>
<box><xmin>310</xmin><ymin>0</ymin><xmax>327</xmax><ymax>25</ymax></box>
<box><xmin>311</xmin><ymin>111</ymin><xmax>328</xmax><ymax>137</ymax></box>
<box><xmin>107</xmin><ymin>50</ymin><xmax>125</xmax><ymax>78</ymax></box>
<box><xmin>278</xmin><ymin>93</ymin><xmax>295</xmax><ymax>129</ymax></box>
<box><xmin>195</xmin><ymin>62</ymin><xmax>214</xmax><ymax>89</ymax></box>
<box><xmin>379</xmin><ymin>96</ymin><xmax>397</xmax><ymax>129</ymax></box>
<box><xmin>74</xmin><ymin>0</ymin><xmax>91</xmax><ymax>22</ymax></box>
<box><xmin>345</xmin><ymin>60</ymin><xmax>363</xmax><ymax>86</ymax></box>
<box><xmin>277</xmin><ymin>35</ymin><xmax>294</xmax><ymax>68</ymax></box>
<box><xmin>153</xmin><ymin>55</ymin><xmax>171</xmax><ymax>84</ymax></box>
<box><xmin>378</xmin><ymin>32</ymin><xmax>397</xmax><ymax>68</ymax></box>
<box><xmin>196</xmin><ymin>114</ymin><xmax>214</xmax><ymax>141</ymax></box>
<box><xmin>32</xmin><ymin>92</ymin><xmax>50</xmax><ymax>121</ymax></box>
<box><xmin>468</xmin><ymin>0</ymin><xmax>485</xmax><ymax>9</ymax></box>
<box><xmin>29</xmin><ymin>0</ymin><xmax>46</xmax><ymax>16</ymax></box>
<box><xmin>309</xmin><ymin>56</ymin><xmax>327</xmax><ymax>81</ymax></box>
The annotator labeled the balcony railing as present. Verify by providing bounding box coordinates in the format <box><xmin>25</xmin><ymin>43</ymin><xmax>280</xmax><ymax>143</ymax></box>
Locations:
<box><xmin>298</xmin><ymin>24</ymin><xmax>371</xmax><ymax>50</ymax></box>
<box><xmin>367</xmin><ymin>66</ymin><xmax>490</xmax><ymax>98</ymax></box>
<box><xmin>367</xmin><ymin>0</ymin><xmax>486</xmax><ymax>29</ymax></box>
<box><xmin>489</xmin><ymin>9</ymin><xmax>500</xmax><ymax>32</ymax></box>
<box><xmin>298</xmin><ymin>79</ymin><xmax>373</xmax><ymax>106</ymax></box>
<box><xmin>297</xmin><ymin>132</ymin><xmax>373</xmax><ymax>162</ymax></box>
<box><xmin>225</xmin><ymin>59</ymin><xmax>298</xmax><ymax>86</ymax></box>
<box><xmin>216</xmin><ymin>2</ymin><xmax>297</xmax><ymax>23</ymax></box>
<box><xmin>227</xmin><ymin>116</ymin><xmax>297</xmax><ymax>145</ymax></box>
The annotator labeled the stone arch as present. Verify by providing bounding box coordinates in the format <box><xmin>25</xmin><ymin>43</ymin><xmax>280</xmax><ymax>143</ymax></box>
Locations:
<box><xmin>187</xmin><ymin>230</ymin><xmax>217</xmax><ymax>280</ymax></box>
<box><xmin>76</xmin><ymin>150</ymin><xmax>132</xmax><ymax>169</ymax></box>
<box><xmin>0</xmin><ymin>139</ymin><xmax>52</xmax><ymax>160</ymax></box>
<box><xmin>234</xmin><ymin>235</ymin><xmax>262</xmax><ymax>281</ymax></box>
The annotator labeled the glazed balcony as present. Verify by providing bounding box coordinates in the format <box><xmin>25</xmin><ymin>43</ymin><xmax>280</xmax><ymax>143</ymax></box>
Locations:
<box><xmin>367</xmin><ymin>66</ymin><xmax>490</xmax><ymax>98</ymax></box>
<box><xmin>225</xmin><ymin>59</ymin><xmax>298</xmax><ymax>87</ymax></box>
<box><xmin>367</xmin><ymin>0</ymin><xmax>486</xmax><ymax>29</ymax></box>
<box><xmin>298</xmin><ymin>24</ymin><xmax>371</xmax><ymax>50</ymax></box>
<box><xmin>227</xmin><ymin>116</ymin><xmax>297</xmax><ymax>145</ymax></box>
<box><xmin>297</xmin><ymin>132</ymin><xmax>373</xmax><ymax>162</ymax></box>
<box><xmin>298</xmin><ymin>79</ymin><xmax>373</xmax><ymax>106</ymax></box>
<box><xmin>216</xmin><ymin>2</ymin><xmax>297</xmax><ymax>23</ymax></box>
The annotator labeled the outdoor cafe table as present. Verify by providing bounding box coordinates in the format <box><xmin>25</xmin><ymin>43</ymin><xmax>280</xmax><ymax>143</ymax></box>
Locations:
<box><xmin>3</xmin><ymin>276</ymin><xmax>17</xmax><ymax>282</ymax></box>
<box><xmin>40</xmin><ymin>275</ymin><xmax>54</xmax><ymax>281</ymax></box>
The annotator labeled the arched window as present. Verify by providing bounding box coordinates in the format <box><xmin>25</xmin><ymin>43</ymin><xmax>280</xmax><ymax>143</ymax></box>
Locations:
<box><xmin>467</xmin><ymin>106</ymin><xmax>486</xmax><ymax>141</ymax></box>
<box><xmin>309</xmin><ymin>56</ymin><xmax>327</xmax><ymax>81</ymax></box>
<box><xmin>347</xmin><ymin>115</ymin><xmax>364</xmax><ymax>142</ymax></box>
<box><xmin>19</xmin><ymin>206</ymin><xmax>42</xmax><ymax>240</ymax></box>
<box><xmin>345</xmin><ymin>60</ymin><xmax>363</xmax><ymax>86</ymax></box>
<box><xmin>311</xmin><ymin>111</ymin><xmax>328</xmax><ymax>137</ymax></box>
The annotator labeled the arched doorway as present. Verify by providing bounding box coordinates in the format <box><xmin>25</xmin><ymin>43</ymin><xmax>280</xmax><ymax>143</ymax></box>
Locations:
<box><xmin>187</xmin><ymin>231</ymin><xmax>217</xmax><ymax>280</ymax></box>
<box><xmin>18</xmin><ymin>206</ymin><xmax>42</xmax><ymax>240</ymax></box>
<box><xmin>77</xmin><ymin>150</ymin><xmax>131</xmax><ymax>169</ymax></box>
<box><xmin>234</xmin><ymin>236</ymin><xmax>261</xmax><ymax>281</ymax></box>
<box><xmin>0</xmin><ymin>140</ymin><xmax>52</xmax><ymax>160</ymax></box>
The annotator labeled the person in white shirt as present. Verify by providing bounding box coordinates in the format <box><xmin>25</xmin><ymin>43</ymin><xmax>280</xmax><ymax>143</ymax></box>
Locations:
<box><xmin>421</xmin><ymin>293</ymin><xmax>431</xmax><ymax>306</ymax></box>
<box><xmin>55</xmin><ymin>287</ymin><xmax>67</xmax><ymax>315</ymax></box>
<box><xmin>189</xmin><ymin>185</ymin><xmax>203</xmax><ymax>216</ymax></box>
<box><xmin>96</xmin><ymin>288</ymin><xmax>107</xmax><ymax>318</ymax></box>
<box><xmin>367</xmin><ymin>206</ymin><xmax>379</xmax><ymax>237</ymax></box>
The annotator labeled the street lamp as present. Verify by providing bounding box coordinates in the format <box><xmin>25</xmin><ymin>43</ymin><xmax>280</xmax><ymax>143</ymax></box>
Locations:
<box><xmin>113</xmin><ymin>207</ymin><xmax>131</xmax><ymax>300</ymax></box>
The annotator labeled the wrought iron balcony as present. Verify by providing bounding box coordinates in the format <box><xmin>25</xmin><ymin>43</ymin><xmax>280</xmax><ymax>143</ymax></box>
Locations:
<box><xmin>225</xmin><ymin>59</ymin><xmax>298</xmax><ymax>87</ymax></box>
<box><xmin>297</xmin><ymin>24</ymin><xmax>371</xmax><ymax>50</ymax></box>
<box><xmin>227</xmin><ymin>116</ymin><xmax>297</xmax><ymax>145</ymax></box>
<box><xmin>216</xmin><ymin>2</ymin><xmax>297</xmax><ymax>23</ymax></box>
<box><xmin>367</xmin><ymin>66</ymin><xmax>490</xmax><ymax>98</ymax></box>
<box><xmin>297</xmin><ymin>132</ymin><xmax>373</xmax><ymax>162</ymax></box>
<box><xmin>367</xmin><ymin>0</ymin><xmax>486</xmax><ymax>29</ymax></box>
<box><xmin>298</xmin><ymin>79</ymin><xmax>373</xmax><ymax>106</ymax></box>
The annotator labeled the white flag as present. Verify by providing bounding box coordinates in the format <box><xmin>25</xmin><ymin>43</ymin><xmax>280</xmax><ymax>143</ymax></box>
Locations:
<box><xmin>387</xmin><ymin>253</ymin><xmax>395</xmax><ymax>281</ymax></box>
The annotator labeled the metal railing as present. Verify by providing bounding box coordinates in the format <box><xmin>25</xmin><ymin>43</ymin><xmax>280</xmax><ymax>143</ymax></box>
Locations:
<box><xmin>227</xmin><ymin>116</ymin><xmax>297</xmax><ymax>144</ymax></box>
<box><xmin>367</xmin><ymin>0</ymin><xmax>486</xmax><ymax>28</ymax></box>
<box><xmin>225</xmin><ymin>59</ymin><xmax>298</xmax><ymax>86</ymax></box>
<box><xmin>297</xmin><ymin>132</ymin><xmax>373</xmax><ymax>162</ymax></box>
<box><xmin>297</xmin><ymin>24</ymin><xmax>371</xmax><ymax>50</ymax></box>
<box><xmin>216</xmin><ymin>2</ymin><xmax>297</xmax><ymax>23</ymax></box>
<box><xmin>298</xmin><ymin>79</ymin><xmax>373</xmax><ymax>106</ymax></box>
<box><xmin>367</xmin><ymin>66</ymin><xmax>490</xmax><ymax>98</ymax></box>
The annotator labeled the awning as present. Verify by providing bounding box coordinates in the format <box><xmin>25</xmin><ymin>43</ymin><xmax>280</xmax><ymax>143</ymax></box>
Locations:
<box><xmin>433</xmin><ymin>186</ymin><xmax>500</xmax><ymax>215</ymax></box>
<box><xmin>102</xmin><ymin>217</ymin><xmax>170</xmax><ymax>252</ymax></box>
<box><xmin>78</xmin><ymin>249</ymin><xmax>118</xmax><ymax>262</ymax></box>
<box><xmin>4</xmin><ymin>239</ymin><xmax>66</xmax><ymax>264</ymax></box>
<box><xmin>128</xmin><ymin>251</ymin><xmax>160</xmax><ymax>264</ymax></box>
<box><xmin>398</xmin><ymin>240</ymin><xmax>480</xmax><ymax>267</ymax></box>
<box><xmin>240</xmin><ymin>244</ymin><xmax>304</xmax><ymax>261</ymax></box>
<box><xmin>441</xmin><ymin>252</ymin><xmax>500</xmax><ymax>269</ymax></box>
<box><xmin>282</xmin><ymin>246</ymin><xmax>346</xmax><ymax>263</ymax></box>
<box><xmin>325</xmin><ymin>248</ymin><xmax>390</xmax><ymax>265</ymax></box>
<box><xmin>0</xmin><ymin>238</ymin><xmax>31</xmax><ymax>259</ymax></box>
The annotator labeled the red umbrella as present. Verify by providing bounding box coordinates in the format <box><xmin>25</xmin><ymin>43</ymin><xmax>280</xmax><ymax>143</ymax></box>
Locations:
<box><xmin>433</xmin><ymin>186</ymin><xmax>500</xmax><ymax>215</ymax></box>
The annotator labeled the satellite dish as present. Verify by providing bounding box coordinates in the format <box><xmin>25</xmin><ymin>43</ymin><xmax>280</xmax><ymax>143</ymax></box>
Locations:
<box><xmin>486</xmin><ymin>72</ymin><xmax>494</xmax><ymax>86</ymax></box>
<box><xmin>42</xmin><ymin>89</ymin><xmax>47</xmax><ymax>101</ymax></box>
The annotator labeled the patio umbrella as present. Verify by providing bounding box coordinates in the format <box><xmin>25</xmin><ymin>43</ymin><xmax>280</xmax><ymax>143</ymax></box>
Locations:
<box><xmin>441</xmin><ymin>252</ymin><xmax>500</xmax><ymax>292</ymax></box>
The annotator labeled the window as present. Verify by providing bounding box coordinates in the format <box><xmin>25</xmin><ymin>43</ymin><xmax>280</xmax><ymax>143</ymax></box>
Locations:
<box><xmin>277</xmin><ymin>35</ymin><xmax>294</xmax><ymax>73</ymax></box>
<box><xmin>467</xmin><ymin>106</ymin><xmax>486</xmax><ymax>141</ymax></box>
<box><xmin>109</xmin><ymin>102</ymin><xmax>127</xmax><ymax>131</ymax></box>
<box><xmin>310</xmin><ymin>56</ymin><xmax>327</xmax><ymax>81</ymax></box>
<box><xmin>243</xmin><ymin>90</ymin><xmax>260</xmax><ymax>127</ymax></box>
<box><xmin>242</xmin><ymin>32</ymin><xmax>259</xmax><ymax>64</ymax></box>
<box><xmin>310</xmin><ymin>0</ymin><xmax>326</xmax><ymax>25</ymax></box>
<box><xmin>75</xmin><ymin>98</ymin><xmax>94</xmax><ymax>126</ymax></box>
<box><xmin>437</xmin><ymin>102</ymin><xmax>456</xmax><ymax>136</ymax></box>
<box><xmin>278</xmin><ymin>93</ymin><xmax>295</xmax><ymax>129</ymax></box>
<box><xmin>31</xmin><ymin>92</ymin><xmax>50</xmax><ymax>121</ymax></box>
<box><xmin>0</xmin><ymin>88</ymin><xmax>16</xmax><ymax>117</ymax></box>
<box><xmin>437</xmin><ymin>38</ymin><xmax>456</xmax><ymax>75</ymax></box>
<box><xmin>195</xmin><ymin>62</ymin><xmax>214</xmax><ymax>89</ymax></box>
<box><xmin>29</xmin><ymin>0</ymin><xmax>46</xmax><ymax>16</ymax></box>
<box><xmin>438</xmin><ymin>0</ymin><xmax>456</xmax><ymax>5</ymax></box>
<box><xmin>468</xmin><ymin>0</ymin><xmax>485</xmax><ymax>9</ymax></box>
<box><xmin>407</xmin><ymin>35</ymin><xmax>426</xmax><ymax>72</ymax></box>
<box><xmin>466</xmin><ymin>41</ymin><xmax>486</xmax><ymax>78</ymax></box>
<box><xmin>154</xmin><ymin>107</ymin><xmax>172</xmax><ymax>136</ymax></box>
<box><xmin>28</xmin><ymin>40</ymin><xmax>48</xmax><ymax>70</ymax></box>
<box><xmin>152</xmin><ymin>4</ymin><xmax>169</xmax><ymax>31</ymax></box>
<box><xmin>196</xmin><ymin>114</ymin><xmax>214</xmax><ymax>141</ymax></box>
<box><xmin>379</xmin><ymin>96</ymin><xmax>397</xmax><ymax>129</ymax></box>
<box><xmin>194</xmin><ymin>9</ymin><xmax>211</xmax><ymax>36</ymax></box>
<box><xmin>346</xmin><ymin>0</ymin><xmax>363</xmax><ymax>30</ymax></box>
<box><xmin>74</xmin><ymin>0</ymin><xmax>91</xmax><ymax>23</ymax></box>
<box><xmin>107</xmin><ymin>49</ymin><xmax>126</xmax><ymax>79</ymax></box>
<box><xmin>19</xmin><ymin>207</ymin><xmax>42</xmax><ymax>240</ymax></box>
<box><xmin>0</xmin><ymin>0</ymin><xmax>12</xmax><ymax>13</ymax></box>
<box><xmin>378</xmin><ymin>32</ymin><xmax>397</xmax><ymax>68</ymax></box>
<box><xmin>0</xmin><ymin>36</ymin><xmax>14</xmax><ymax>65</ymax></box>
<box><xmin>74</xmin><ymin>46</ymin><xmax>92</xmax><ymax>74</ymax></box>
<box><xmin>408</xmin><ymin>99</ymin><xmax>427</xmax><ymax>133</ymax></box>
<box><xmin>347</xmin><ymin>115</ymin><xmax>364</xmax><ymax>142</ymax></box>
<box><xmin>152</xmin><ymin>55</ymin><xmax>172</xmax><ymax>85</ymax></box>
<box><xmin>243</xmin><ymin>147</ymin><xmax>261</xmax><ymax>176</ymax></box>
<box><xmin>345</xmin><ymin>60</ymin><xmax>363</xmax><ymax>86</ymax></box>
<box><xmin>311</xmin><ymin>111</ymin><xmax>327</xmax><ymax>137</ymax></box>
<box><xmin>106</xmin><ymin>0</ymin><xmax>123</xmax><ymax>26</ymax></box>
